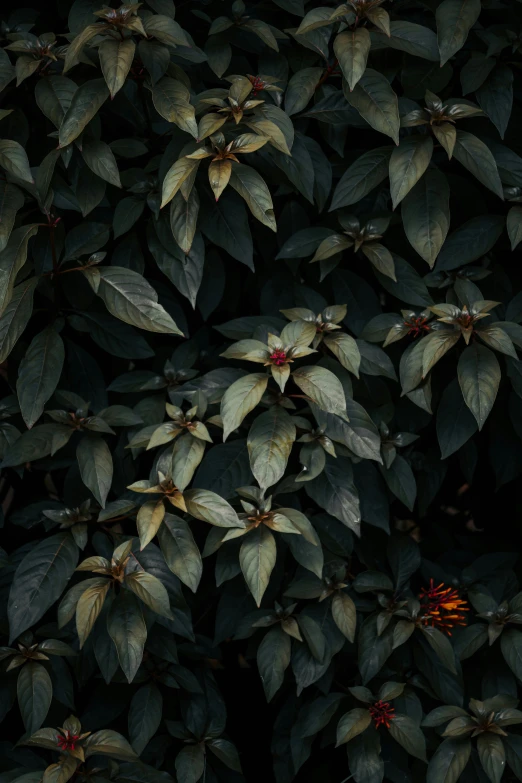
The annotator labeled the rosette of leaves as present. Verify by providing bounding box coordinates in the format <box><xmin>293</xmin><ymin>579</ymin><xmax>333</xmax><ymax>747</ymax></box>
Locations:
<box><xmin>466</xmin><ymin>589</ymin><xmax>522</xmax><ymax>683</ymax></box>
<box><xmin>336</xmin><ymin>681</ymin><xmax>427</xmax><ymax>771</ymax></box>
<box><xmin>311</xmin><ymin>214</ymin><xmax>396</xmax><ymax>280</ymax></box>
<box><xmin>424</xmin><ymin>696</ymin><xmax>522</xmax><ymax>783</ymax></box>
<box><xmin>0</xmin><ymin>630</ymin><xmax>76</xmax><ymax>734</ymax></box>
<box><xmin>399</xmin><ymin>297</ymin><xmax>520</xmax><ymax>430</ymax></box>
<box><xmin>21</xmin><ymin>714</ymin><xmax>137</xmax><ymax>783</ymax></box>
<box><xmin>4</xmin><ymin>31</ymin><xmax>64</xmax><ymax>86</ymax></box>
<box><xmin>58</xmin><ymin>538</ymin><xmax>175</xmax><ymax>680</ymax></box>
<box><xmin>206</xmin><ymin>484</ymin><xmax>323</xmax><ymax>605</ymax></box>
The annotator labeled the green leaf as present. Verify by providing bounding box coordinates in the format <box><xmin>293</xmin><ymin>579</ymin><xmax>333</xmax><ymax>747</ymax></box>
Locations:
<box><xmin>17</xmin><ymin>661</ymin><xmax>52</xmax><ymax>734</ymax></box>
<box><xmin>436</xmin><ymin>215</ymin><xmax>504</xmax><ymax>272</ymax></box>
<box><xmin>82</xmin><ymin>266</ymin><xmax>183</xmax><ymax>335</ymax></box>
<box><xmin>152</xmin><ymin>77</ymin><xmax>198</xmax><ymax>138</ymax></box>
<box><xmin>344</xmin><ymin>69</ymin><xmax>400</xmax><ymax>145</ymax></box>
<box><xmin>458</xmin><ymin>343</ymin><xmax>501</xmax><ymax>430</ymax></box>
<box><xmin>306</xmin><ymin>456</ymin><xmax>361</xmax><ymax>534</ymax></box>
<box><xmin>0</xmin><ymin>182</ymin><xmax>25</xmax><ymax>253</ymax></box>
<box><xmin>330</xmin><ymin>147</ymin><xmax>392</xmax><ymax>210</ymax></box>
<box><xmin>157</xmin><ymin>512</ymin><xmax>202</xmax><ymax>592</ymax></box>
<box><xmin>389</xmin><ymin>136</ymin><xmax>433</xmax><ymax>209</ymax></box>
<box><xmin>125</xmin><ymin>570</ymin><xmax>173</xmax><ymax>619</ymax></box>
<box><xmin>0</xmin><ymin>225</ymin><xmax>39</xmax><ymax>316</ymax></box>
<box><xmin>107</xmin><ymin>590</ymin><xmax>147</xmax><ymax>683</ymax></box>
<box><xmin>84</xmin><ymin>729</ymin><xmax>138</xmax><ymax>761</ymax></box>
<box><xmin>129</xmin><ymin>684</ymin><xmax>162</xmax><ymax>755</ymax></box>
<box><xmin>229</xmin><ymin>162</ymin><xmax>276</xmax><ymax>231</ymax></box>
<box><xmin>76</xmin><ymin>581</ymin><xmax>110</xmax><ymax>648</ymax></box>
<box><xmin>77</xmin><ymin>435</ymin><xmax>113</xmax><ymax>508</ymax></box>
<box><xmin>247</xmin><ymin>406</ymin><xmax>296</xmax><ymax>490</ymax></box>
<box><xmin>221</xmin><ymin>372</ymin><xmax>268</xmax><ymax>441</ymax></box>
<box><xmin>285</xmin><ymin>67</ymin><xmax>323</xmax><ymax>115</ymax></box>
<box><xmin>477</xmin><ymin>734</ymin><xmax>505</xmax><ymax>783</ymax></box>
<box><xmin>59</xmin><ymin>79</ymin><xmax>109</xmax><ymax>147</ymax></box>
<box><xmin>336</xmin><ymin>708</ymin><xmax>372</xmax><ymax>745</ymax></box>
<box><xmin>99</xmin><ymin>38</ymin><xmax>135</xmax><ymax>99</ymax></box>
<box><xmin>332</xmin><ymin>590</ymin><xmax>357</xmax><ymax>642</ymax></box>
<box><xmin>82</xmin><ymin>141</ymin><xmax>121</xmax><ymax>188</ymax></box>
<box><xmin>184</xmin><ymin>488</ymin><xmax>241</xmax><ymax>528</ymax></box>
<box><xmin>335</xmin><ymin>28</ymin><xmax>371</xmax><ymax>92</ymax></box>
<box><xmin>358</xmin><ymin>615</ymin><xmax>394</xmax><ymax>683</ymax></box>
<box><xmin>257</xmin><ymin>625</ymin><xmax>291</xmax><ymax>701</ymax></box>
<box><xmin>437</xmin><ymin>0</ymin><xmax>481</xmax><ymax>67</ymax></box>
<box><xmin>381</xmin><ymin>455</ymin><xmax>416</xmax><ymax>511</ymax></box>
<box><xmin>17</xmin><ymin>327</ymin><xmax>64</xmax><ymax>429</ymax></box>
<box><xmin>172</xmin><ymin>433</ymin><xmax>206</xmax><ymax>491</ymax></box>
<box><xmin>402</xmin><ymin>168</ymin><xmax>450</xmax><ymax>267</ymax></box>
<box><xmin>0</xmin><ymin>139</ymin><xmax>33</xmax><ymax>184</ymax></box>
<box><xmin>292</xmin><ymin>365</ymin><xmax>347</xmax><ymax>417</ymax></box>
<box><xmin>422</xmin><ymin>626</ymin><xmax>458</xmax><ymax>674</ymax></box>
<box><xmin>501</xmin><ymin>629</ymin><xmax>522</xmax><ymax>682</ymax></box>
<box><xmin>388</xmin><ymin>714</ymin><xmax>427</xmax><ymax>761</ymax></box>
<box><xmin>427</xmin><ymin>738</ymin><xmax>471</xmax><ymax>783</ymax></box>
<box><xmin>240</xmin><ymin>525</ymin><xmax>277</xmax><ymax>606</ymax></box>
<box><xmin>437</xmin><ymin>379</ymin><xmax>477</xmax><ymax>458</ymax></box>
<box><xmin>175</xmin><ymin>744</ymin><xmax>205</xmax><ymax>783</ymax></box>
<box><xmin>508</xmin><ymin>206</ymin><xmax>522</xmax><ymax>251</ymax></box>
<box><xmin>0</xmin><ymin>277</ymin><xmax>38</xmax><ymax>363</ymax></box>
<box><xmin>452</xmin><ymin>131</ymin><xmax>504</xmax><ymax>199</ymax></box>
<box><xmin>476</xmin><ymin>65</ymin><xmax>513</xmax><ymax>140</ymax></box>
<box><xmin>8</xmin><ymin>532</ymin><xmax>78</xmax><ymax>642</ymax></box>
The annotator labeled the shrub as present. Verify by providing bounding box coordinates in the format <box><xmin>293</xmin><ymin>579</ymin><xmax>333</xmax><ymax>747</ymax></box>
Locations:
<box><xmin>1</xmin><ymin>1</ymin><xmax>522</xmax><ymax>782</ymax></box>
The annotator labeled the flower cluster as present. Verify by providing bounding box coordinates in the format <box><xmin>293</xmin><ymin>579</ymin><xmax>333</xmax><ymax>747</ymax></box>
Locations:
<box><xmin>419</xmin><ymin>580</ymin><xmax>469</xmax><ymax>635</ymax></box>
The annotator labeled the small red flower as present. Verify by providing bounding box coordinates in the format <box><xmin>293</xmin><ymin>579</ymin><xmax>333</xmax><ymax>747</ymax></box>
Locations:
<box><xmin>369</xmin><ymin>700</ymin><xmax>395</xmax><ymax>728</ymax></box>
<box><xmin>57</xmin><ymin>730</ymin><xmax>80</xmax><ymax>751</ymax></box>
<box><xmin>269</xmin><ymin>349</ymin><xmax>287</xmax><ymax>366</ymax></box>
<box><xmin>404</xmin><ymin>316</ymin><xmax>431</xmax><ymax>338</ymax></box>
<box><xmin>248</xmin><ymin>75</ymin><xmax>266</xmax><ymax>97</ymax></box>
<box><xmin>419</xmin><ymin>579</ymin><xmax>469</xmax><ymax>635</ymax></box>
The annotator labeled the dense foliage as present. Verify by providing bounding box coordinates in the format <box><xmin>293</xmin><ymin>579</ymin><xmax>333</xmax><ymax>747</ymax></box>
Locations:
<box><xmin>2</xmin><ymin>0</ymin><xmax>522</xmax><ymax>782</ymax></box>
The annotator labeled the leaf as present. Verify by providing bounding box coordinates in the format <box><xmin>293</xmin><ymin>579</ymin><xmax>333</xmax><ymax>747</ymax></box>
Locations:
<box><xmin>0</xmin><ymin>225</ymin><xmax>39</xmax><ymax>316</ymax></box>
<box><xmin>152</xmin><ymin>77</ymin><xmax>198</xmax><ymax>138</ymax></box>
<box><xmin>17</xmin><ymin>328</ymin><xmax>64</xmax><ymax>429</ymax></box>
<box><xmin>175</xmin><ymin>744</ymin><xmax>205</xmax><ymax>783</ymax></box>
<box><xmin>381</xmin><ymin>455</ymin><xmax>416</xmax><ymax>511</ymax></box>
<box><xmin>8</xmin><ymin>533</ymin><xmax>79</xmax><ymax>642</ymax></box>
<box><xmin>221</xmin><ymin>372</ymin><xmax>268</xmax><ymax>441</ymax></box>
<box><xmin>426</xmin><ymin>738</ymin><xmax>471</xmax><ymax>783</ymax></box>
<box><xmin>306</xmin><ymin>456</ymin><xmax>361</xmax><ymax>534</ymax></box>
<box><xmin>82</xmin><ymin>141</ymin><xmax>121</xmax><ymax>188</ymax></box>
<box><xmin>476</xmin><ymin>65</ymin><xmax>513</xmax><ymax>140</ymax></box>
<box><xmin>437</xmin><ymin>0</ymin><xmax>481</xmax><ymax>67</ymax></box>
<box><xmin>285</xmin><ymin>67</ymin><xmax>323</xmax><ymax>115</ymax></box>
<box><xmin>77</xmin><ymin>436</ymin><xmax>113</xmax><ymax>508</ymax></box>
<box><xmin>257</xmin><ymin>625</ymin><xmax>291</xmax><ymax>701</ymax></box>
<box><xmin>330</xmin><ymin>146</ymin><xmax>392</xmax><ymax>210</ymax></box>
<box><xmin>183</xmin><ymin>489</ymin><xmax>240</xmax><ymax>528</ymax></box>
<box><xmin>452</xmin><ymin>131</ymin><xmax>504</xmax><ymax>200</ymax></box>
<box><xmin>17</xmin><ymin>662</ymin><xmax>52</xmax><ymax>734</ymax></box>
<box><xmin>501</xmin><ymin>629</ymin><xmax>522</xmax><ymax>682</ymax></box>
<box><xmin>59</xmin><ymin>79</ymin><xmax>109</xmax><ymax>147</ymax></box>
<box><xmin>336</xmin><ymin>708</ymin><xmax>372</xmax><ymax>745</ymax></box>
<box><xmin>292</xmin><ymin>365</ymin><xmax>347</xmax><ymax>417</ymax></box>
<box><xmin>125</xmin><ymin>571</ymin><xmax>173</xmax><ymax>619</ymax></box>
<box><xmin>0</xmin><ymin>139</ymin><xmax>33</xmax><ymax>184</ymax></box>
<box><xmin>389</xmin><ymin>136</ymin><xmax>433</xmax><ymax>209</ymax></box>
<box><xmin>99</xmin><ymin>38</ymin><xmax>135</xmax><ymax>99</ymax></box>
<box><xmin>157</xmin><ymin>513</ymin><xmax>202</xmax><ymax>592</ymax></box>
<box><xmin>334</xmin><ymin>29</ymin><xmax>371</xmax><ymax>92</ymax></box>
<box><xmin>436</xmin><ymin>215</ymin><xmax>504</xmax><ymax>272</ymax></box>
<box><xmin>458</xmin><ymin>343</ymin><xmax>501</xmax><ymax>430</ymax></box>
<box><xmin>239</xmin><ymin>525</ymin><xmax>277</xmax><ymax>606</ymax></box>
<box><xmin>332</xmin><ymin>591</ymin><xmax>357</xmax><ymax>642</ymax></box>
<box><xmin>0</xmin><ymin>277</ymin><xmax>38</xmax><ymax>363</ymax></box>
<box><xmin>76</xmin><ymin>581</ymin><xmax>110</xmax><ymax>648</ymax></box>
<box><xmin>107</xmin><ymin>590</ymin><xmax>147</xmax><ymax>683</ymax></box>
<box><xmin>437</xmin><ymin>379</ymin><xmax>477</xmax><ymax>458</ymax></box>
<box><xmin>507</xmin><ymin>206</ymin><xmax>522</xmax><ymax>251</ymax></box>
<box><xmin>344</xmin><ymin>69</ymin><xmax>400</xmax><ymax>145</ymax></box>
<box><xmin>84</xmin><ymin>729</ymin><xmax>138</xmax><ymax>761</ymax></box>
<box><xmin>247</xmin><ymin>406</ymin><xmax>296</xmax><ymax>490</ymax></box>
<box><xmin>402</xmin><ymin>168</ymin><xmax>450</xmax><ymax>267</ymax></box>
<box><xmin>229</xmin><ymin>162</ymin><xmax>276</xmax><ymax>231</ymax></box>
<box><xmin>477</xmin><ymin>733</ymin><xmax>505</xmax><ymax>783</ymax></box>
<box><xmin>0</xmin><ymin>182</ymin><xmax>25</xmax><ymax>253</ymax></box>
<box><xmin>82</xmin><ymin>266</ymin><xmax>183</xmax><ymax>335</ymax></box>
<box><xmin>129</xmin><ymin>684</ymin><xmax>163</xmax><ymax>755</ymax></box>
<box><xmin>388</xmin><ymin>714</ymin><xmax>427</xmax><ymax>761</ymax></box>
<box><xmin>358</xmin><ymin>615</ymin><xmax>394</xmax><ymax>683</ymax></box>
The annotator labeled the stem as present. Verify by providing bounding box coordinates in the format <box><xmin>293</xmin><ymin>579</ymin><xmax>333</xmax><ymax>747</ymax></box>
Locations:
<box><xmin>138</xmin><ymin>79</ymin><xmax>153</xmax><ymax>138</ymax></box>
<box><xmin>316</xmin><ymin>58</ymin><xmax>339</xmax><ymax>90</ymax></box>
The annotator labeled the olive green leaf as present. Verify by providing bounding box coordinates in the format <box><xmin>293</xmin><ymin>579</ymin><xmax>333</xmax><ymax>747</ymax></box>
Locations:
<box><xmin>17</xmin><ymin>327</ymin><xmax>64</xmax><ymax>429</ymax></box>
<box><xmin>436</xmin><ymin>0</ymin><xmax>481</xmax><ymax>67</ymax></box>
<box><xmin>59</xmin><ymin>79</ymin><xmax>110</xmax><ymax>147</ymax></box>
<box><xmin>458</xmin><ymin>343</ymin><xmax>501</xmax><ymax>430</ymax></box>
<box><xmin>389</xmin><ymin>136</ymin><xmax>433</xmax><ymax>209</ymax></box>
<box><xmin>240</xmin><ymin>525</ymin><xmax>277</xmax><ymax>606</ymax></box>
<box><xmin>402</xmin><ymin>168</ymin><xmax>450</xmax><ymax>267</ymax></box>
<box><xmin>334</xmin><ymin>29</ymin><xmax>371</xmax><ymax>92</ymax></box>
<box><xmin>344</xmin><ymin>69</ymin><xmax>400</xmax><ymax>145</ymax></box>
<box><xmin>221</xmin><ymin>372</ymin><xmax>269</xmax><ymax>441</ymax></box>
<box><xmin>152</xmin><ymin>77</ymin><xmax>198</xmax><ymax>138</ymax></box>
<box><xmin>331</xmin><ymin>590</ymin><xmax>357</xmax><ymax>642</ymax></box>
<box><xmin>0</xmin><ymin>224</ymin><xmax>39</xmax><ymax>315</ymax></box>
<box><xmin>292</xmin><ymin>365</ymin><xmax>347</xmax><ymax>417</ymax></box>
<box><xmin>257</xmin><ymin>625</ymin><xmax>291</xmax><ymax>701</ymax></box>
<box><xmin>427</xmin><ymin>738</ymin><xmax>472</xmax><ymax>783</ymax></box>
<box><xmin>0</xmin><ymin>139</ymin><xmax>33</xmax><ymax>184</ymax></box>
<box><xmin>99</xmin><ymin>38</ymin><xmax>135</xmax><ymax>99</ymax></box>
<box><xmin>76</xmin><ymin>436</ymin><xmax>113</xmax><ymax>508</ymax></box>
<box><xmin>452</xmin><ymin>131</ymin><xmax>504</xmax><ymax>199</ymax></box>
<box><xmin>247</xmin><ymin>406</ymin><xmax>296</xmax><ymax>490</ymax></box>
<box><xmin>107</xmin><ymin>590</ymin><xmax>147</xmax><ymax>683</ymax></box>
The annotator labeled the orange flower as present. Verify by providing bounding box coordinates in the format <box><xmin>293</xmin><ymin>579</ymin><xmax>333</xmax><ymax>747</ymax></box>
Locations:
<box><xmin>419</xmin><ymin>579</ymin><xmax>469</xmax><ymax>635</ymax></box>
<box><xmin>369</xmin><ymin>700</ymin><xmax>395</xmax><ymax>729</ymax></box>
